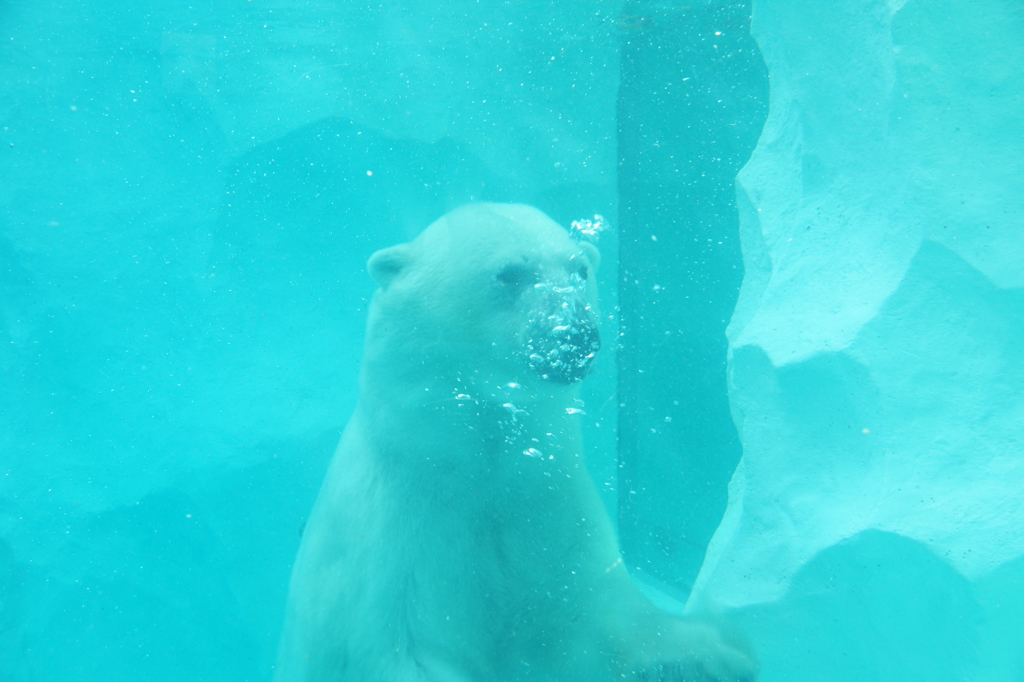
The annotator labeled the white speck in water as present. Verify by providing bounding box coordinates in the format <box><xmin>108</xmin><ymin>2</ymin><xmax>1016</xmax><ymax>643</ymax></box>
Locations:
<box><xmin>523</xmin><ymin>448</ymin><xmax>543</xmax><ymax>458</ymax></box>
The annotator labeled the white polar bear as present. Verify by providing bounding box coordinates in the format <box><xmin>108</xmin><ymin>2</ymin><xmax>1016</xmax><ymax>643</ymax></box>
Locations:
<box><xmin>273</xmin><ymin>203</ymin><xmax>757</xmax><ymax>682</ymax></box>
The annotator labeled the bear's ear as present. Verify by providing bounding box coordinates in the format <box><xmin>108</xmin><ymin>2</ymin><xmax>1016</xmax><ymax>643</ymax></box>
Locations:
<box><xmin>580</xmin><ymin>241</ymin><xmax>601</xmax><ymax>273</ymax></box>
<box><xmin>367</xmin><ymin>245</ymin><xmax>411</xmax><ymax>289</ymax></box>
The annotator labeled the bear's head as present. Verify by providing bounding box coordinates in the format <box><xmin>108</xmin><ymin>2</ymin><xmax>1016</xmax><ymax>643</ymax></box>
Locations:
<box><xmin>363</xmin><ymin>203</ymin><xmax>601</xmax><ymax>402</ymax></box>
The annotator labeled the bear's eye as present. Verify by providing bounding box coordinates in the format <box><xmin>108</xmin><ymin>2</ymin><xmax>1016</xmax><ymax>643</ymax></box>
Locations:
<box><xmin>577</xmin><ymin>265</ymin><xmax>589</xmax><ymax>281</ymax></box>
<box><xmin>496</xmin><ymin>263</ymin><xmax>534</xmax><ymax>291</ymax></box>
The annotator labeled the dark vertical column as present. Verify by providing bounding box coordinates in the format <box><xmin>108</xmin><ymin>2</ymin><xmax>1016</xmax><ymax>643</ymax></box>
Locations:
<box><xmin>616</xmin><ymin>1</ymin><xmax>768</xmax><ymax>594</ymax></box>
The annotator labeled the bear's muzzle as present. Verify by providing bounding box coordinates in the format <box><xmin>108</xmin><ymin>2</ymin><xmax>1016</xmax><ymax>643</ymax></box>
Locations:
<box><xmin>522</xmin><ymin>292</ymin><xmax>601</xmax><ymax>385</ymax></box>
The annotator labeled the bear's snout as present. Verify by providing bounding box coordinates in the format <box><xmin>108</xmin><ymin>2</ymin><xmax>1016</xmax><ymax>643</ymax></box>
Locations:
<box><xmin>522</xmin><ymin>291</ymin><xmax>601</xmax><ymax>384</ymax></box>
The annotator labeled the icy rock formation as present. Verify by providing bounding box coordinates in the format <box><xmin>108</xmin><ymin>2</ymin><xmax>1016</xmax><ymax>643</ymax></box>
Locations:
<box><xmin>691</xmin><ymin>0</ymin><xmax>1024</xmax><ymax>679</ymax></box>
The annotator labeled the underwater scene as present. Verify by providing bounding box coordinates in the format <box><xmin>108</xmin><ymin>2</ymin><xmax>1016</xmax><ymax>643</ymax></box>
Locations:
<box><xmin>1</xmin><ymin>0</ymin><xmax>1021</xmax><ymax>680</ymax></box>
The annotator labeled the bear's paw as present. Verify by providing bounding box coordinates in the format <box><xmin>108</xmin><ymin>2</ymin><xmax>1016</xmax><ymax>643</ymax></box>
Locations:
<box><xmin>632</xmin><ymin>618</ymin><xmax>758</xmax><ymax>682</ymax></box>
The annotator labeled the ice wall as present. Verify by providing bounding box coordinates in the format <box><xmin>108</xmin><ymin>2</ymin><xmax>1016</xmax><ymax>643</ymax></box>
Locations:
<box><xmin>691</xmin><ymin>0</ymin><xmax>1024</xmax><ymax>679</ymax></box>
<box><xmin>0</xmin><ymin>2</ymin><xmax>622</xmax><ymax>680</ymax></box>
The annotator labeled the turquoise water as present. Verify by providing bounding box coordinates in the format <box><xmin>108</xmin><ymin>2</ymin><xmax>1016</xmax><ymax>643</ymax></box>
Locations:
<box><xmin>2</xmin><ymin>1</ymin><xmax>1021</xmax><ymax>681</ymax></box>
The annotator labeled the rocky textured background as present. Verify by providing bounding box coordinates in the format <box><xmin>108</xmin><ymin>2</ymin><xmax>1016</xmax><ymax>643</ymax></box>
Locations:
<box><xmin>691</xmin><ymin>1</ymin><xmax>1024</xmax><ymax>679</ymax></box>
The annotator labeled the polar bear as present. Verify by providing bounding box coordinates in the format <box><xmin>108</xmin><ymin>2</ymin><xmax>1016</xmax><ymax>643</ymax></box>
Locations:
<box><xmin>273</xmin><ymin>203</ymin><xmax>757</xmax><ymax>682</ymax></box>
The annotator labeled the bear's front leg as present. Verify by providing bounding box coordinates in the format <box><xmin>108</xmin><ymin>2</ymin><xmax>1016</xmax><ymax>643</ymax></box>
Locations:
<box><xmin>631</xmin><ymin>616</ymin><xmax>758</xmax><ymax>682</ymax></box>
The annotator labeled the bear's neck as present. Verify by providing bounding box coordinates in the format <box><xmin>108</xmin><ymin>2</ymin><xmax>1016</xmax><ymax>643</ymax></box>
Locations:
<box><xmin>357</xmin><ymin>358</ymin><xmax>579</xmax><ymax>453</ymax></box>
<box><xmin>359</xmin><ymin>320</ymin><xmax>577</xmax><ymax>420</ymax></box>
<box><xmin>346</xmin><ymin>338</ymin><xmax>642</xmax><ymax>656</ymax></box>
